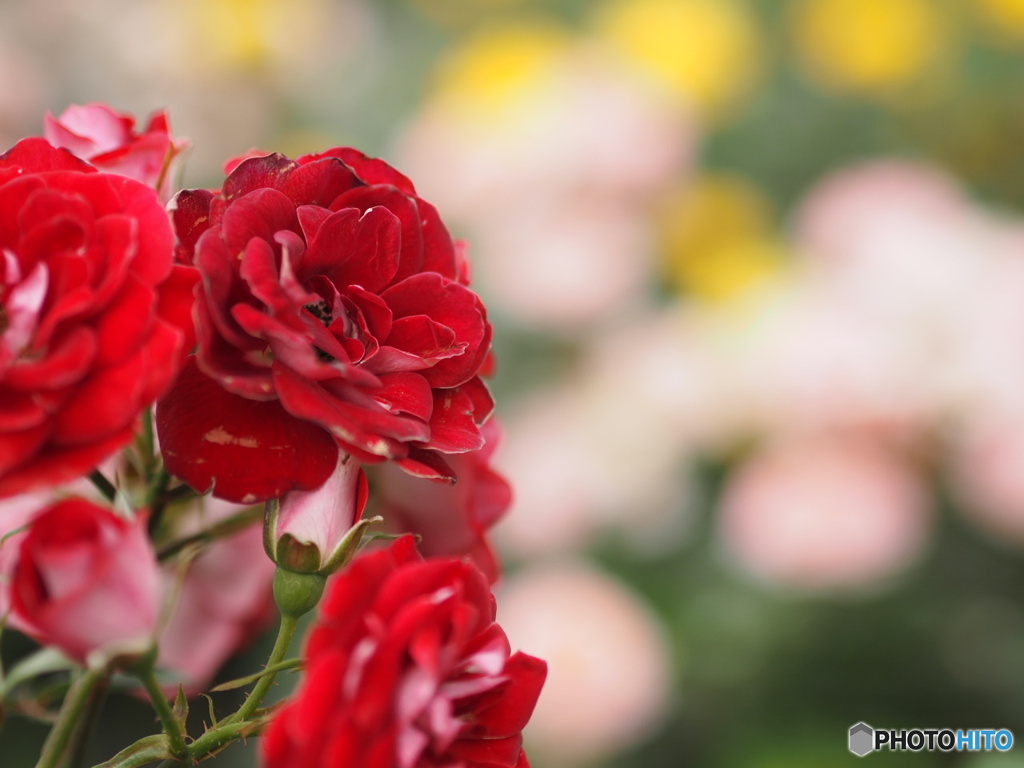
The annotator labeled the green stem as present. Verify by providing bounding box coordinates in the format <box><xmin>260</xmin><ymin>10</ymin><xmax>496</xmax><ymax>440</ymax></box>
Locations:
<box><xmin>185</xmin><ymin>717</ymin><xmax>269</xmax><ymax>763</ymax></box>
<box><xmin>146</xmin><ymin>466</ymin><xmax>172</xmax><ymax>533</ymax></box>
<box><xmin>136</xmin><ymin>408</ymin><xmax>155</xmax><ymax>476</ymax></box>
<box><xmin>35</xmin><ymin>666</ymin><xmax>107</xmax><ymax>768</ymax></box>
<box><xmin>157</xmin><ymin>506</ymin><xmax>263</xmax><ymax>562</ymax></box>
<box><xmin>137</xmin><ymin>666</ymin><xmax>188</xmax><ymax>760</ymax></box>
<box><xmin>231</xmin><ymin>613</ymin><xmax>298</xmax><ymax>723</ymax></box>
<box><xmin>68</xmin><ymin>672</ymin><xmax>110</xmax><ymax>768</ymax></box>
<box><xmin>88</xmin><ymin>471</ymin><xmax>117</xmax><ymax>503</ymax></box>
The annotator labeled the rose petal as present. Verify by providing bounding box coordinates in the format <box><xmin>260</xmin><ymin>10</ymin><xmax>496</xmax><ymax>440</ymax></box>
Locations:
<box><xmin>157</xmin><ymin>357</ymin><xmax>338</xmax><ymax>503</ymax></box>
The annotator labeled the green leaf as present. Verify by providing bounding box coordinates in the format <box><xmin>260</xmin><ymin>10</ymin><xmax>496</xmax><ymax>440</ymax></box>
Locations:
<box><xmin>209</xmin><ymin>658</ymin><xmax>303</xmax><ymax>693</ymax></box>
<box><xmin>364</xmin><ymin>530</ymin><xmax>421</xmax><ymax>545</ymax></box>
<box><xmin>172</xmin><ymin>684</ymin><xmax>188</xmax><ymax>730</ymax></box>
<box><xmin>200</xmin><ymin>693</ymin><xmax>219</xmax><ymax>728</ymax></box>
<box><xmin>321</xmin><ymin>515</ymin><xmax>384</xmax><ymax>574</ymax></box>
<box><xmin>0</xmin><ymin>523</ymin><xmax>29</xmax><ymax>547</ymax></box>
<box><xmin>92</xmin><ymin>734</ymin><xmax>173</xmax><ymax>768</ymax></box>
<box><xmin>158</xmin><ymin>504</ymin><xmax>263</xmax><ymax>561</ymax></box>
<box><xmin>0</xmin><ymin>647</ymin><xmax>77</xmax><ymax>699</ymax></box>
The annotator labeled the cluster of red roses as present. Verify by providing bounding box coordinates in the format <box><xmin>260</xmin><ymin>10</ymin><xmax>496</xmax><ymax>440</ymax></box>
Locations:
<box><xmin>0</xmin><ymin>104</ymin><xmax>544</xmax><ymax>767</ymax></box>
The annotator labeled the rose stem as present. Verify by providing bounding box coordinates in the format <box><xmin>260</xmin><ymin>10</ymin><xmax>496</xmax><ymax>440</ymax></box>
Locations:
<box><xmin>67</xmin><ymin>670</ymin><xmax>110</xmax><ymax>768</ymax></box>
<box><xmin>231</xmin><ymin>612</ymin><xmax>299</xmax><ymax>723</ymax></box>
<box><xmin>137</xmin><ymin>665</ymin><xmax>189</xmax><ymax>760</ymax></box>
<box><xmin>34</xmin><ymin>666</ymin><xmax>107</xmax><ymax>768</ymax></box>
<box><xmin>88</xmin><ymin>471</ymin><xmax>117</xmax><ymax>503</ymax></box>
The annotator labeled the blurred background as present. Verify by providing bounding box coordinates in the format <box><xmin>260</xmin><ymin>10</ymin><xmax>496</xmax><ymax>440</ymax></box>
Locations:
<box><xmin>5</xmin><ymin>0</ymin><xmax>1024</xmax><ymax>766</ymax></box>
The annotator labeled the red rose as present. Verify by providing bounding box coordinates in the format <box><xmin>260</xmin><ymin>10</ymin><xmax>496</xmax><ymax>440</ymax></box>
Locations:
<box><xmin>375</xmin><ymin>418</ymin><xmax>512</xmax><ymax>584</ymax></box>
<box><xmin>10</xmin><ymin>497</ymin><xmax>161</xmax><ymax>667</ymax></box>
<box><xmin>0</xmin><ymin>138</ymin><xmax>197</xmax><ymax>498</ymax></box>
<box><xmin>157</xmin><ymin>149</ymin><xmax>493</xmax><ymax>503</ymax></box>
<box><xmin>44</xmin><ymin>103</ymin><xmax>189</xmax><ymax>202</ymax></box>
<box><xmin>261</xmin><ymin>536</ymin><xmax>546</xmax><ymax>768</ymax></box>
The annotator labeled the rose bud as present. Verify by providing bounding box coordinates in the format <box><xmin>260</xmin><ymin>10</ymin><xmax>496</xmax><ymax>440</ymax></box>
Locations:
<box><xmin>44</xmin><ymin>103</ymin><xmax>189</xmax><ymax>202</ymax></box>
<box><xmin>262</xmin><ymin>536</ymin><xmax>547</xmax><ymax>768</ymax></box>
<box><xmin>10</xmin><ymin>498</ymin><xmax>161</xmax><ymax>668</ymax></box>
<box><xmin>264</xmin><ymin>453</ymin><xmax>374</xmax><ymax>576</ymax></box>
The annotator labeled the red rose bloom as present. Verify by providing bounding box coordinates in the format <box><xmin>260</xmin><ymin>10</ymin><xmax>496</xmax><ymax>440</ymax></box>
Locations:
<box><xmin>157</xmin><ymin>149</ymin><xmax>493</xmax><ymax>503</ymax></box>
<box><xmin>262</xmin><ymin>536</ymin><xmax>546</xmax><ymax>768</ymax></box>
<box><xmin>0</xmin><ymin>138</ymin><xmax>196</xmax><ymax>498</ymax></box>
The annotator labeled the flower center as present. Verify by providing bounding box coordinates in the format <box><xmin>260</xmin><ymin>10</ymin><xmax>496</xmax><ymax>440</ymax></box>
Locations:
<box><xmin>304</xmin><ymin>299</ymin><xmax>333</xmax><ymax>326</ymax></box>
<box><xmin>304</xmin><ymin>299</ymin><xmax>337</xmax><ymax>362</ymax></box>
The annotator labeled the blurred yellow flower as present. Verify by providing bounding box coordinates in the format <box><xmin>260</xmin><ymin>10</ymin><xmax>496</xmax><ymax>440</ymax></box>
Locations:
<box><xmin>790</xmin><ymin>0</ymin><xmax>948</xmax><ymax>94</ymax></box>
<box><xmin>972</xmin><ymin>0</ymin><xmax>1024</xmax><ymax>39</ymax></box>
<box><xmin>177</xmin><ymin>0</ymin><xmax>330</xmax><ymax>72</ymax></box>
<box><xmin>432</xmin><ymin>22</ymin><xmax>571</xmax><ymax>116</ymax></box>
<box><xmin>591</xmin><ymin>0</ymin><xmax>761</xmax><ymax>118</ymax></box>
<box><xmin>660</xmin><ymin>175</ymin><xmax>788</xmax><ymax>304</ymax></box>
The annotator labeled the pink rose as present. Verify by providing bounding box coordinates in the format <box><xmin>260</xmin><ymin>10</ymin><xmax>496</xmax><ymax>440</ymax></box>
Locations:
<box><xmin>374</xmin><ymin>419</ymin><xmax>511</xmax><ymax>583</ymax></box>
<box><xmin>157</xmin><ymin>149</ymin><xmax>493</xmax><ymax>503</ymax></box>
<box><xmin>157</xmin><ymin>499</ymin><xmax>276</xmax><ymax>693</ymax></box>
<box><xmin>0</xmin><ymin>492</ymin><xmax>48</xmax><ymax>621</ymax></box>
<box><xmin>10</xmin><ymin>498</ymin><xmax>161</xmax><ymax>666</ymax></box>
<box><xmin>0</xmin><ymin>138</ymin><xmax>197</xmax><ymax>498</ymax></box>
<box><xmin>262</xmin><ymin>536</ymin><xmax>546</xmax><ymax>768</ymax></box>
<box><xmin>44</xmin><ymin>103</ymin><xmax>189</xmax><ymax>202</ymax></box>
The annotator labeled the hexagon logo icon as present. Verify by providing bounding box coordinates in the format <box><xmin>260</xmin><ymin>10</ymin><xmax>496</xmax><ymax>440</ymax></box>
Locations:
<box><xmin>849</xmin><ymin>722</ymin><xmax>874</xmax><ymax>757</ymax></box>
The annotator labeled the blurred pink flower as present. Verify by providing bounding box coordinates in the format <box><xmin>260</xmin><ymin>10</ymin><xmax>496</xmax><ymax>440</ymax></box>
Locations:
<box><xmin>467</xmin><ymin>199</ymin><xmax>656</xmax><ymax>331</ymax></box>
<box><xmin>497</xmin><ymin>309</ymin><xmax>706</xmax><ymax>557</ymax></box>
<box><xmin>498</xmin><ymin>561</ymin><xmax>671</xmax><ymax>765</ymax></box>
<box><xmin>725</xmin><ymin>284</ymin><xmax>933</xmax><ymax>442</ymax></box>
<box><xmin>791</xmin><ymin>159</ymin><xmax>994</xmax><ymax>349</ymax></box>
<box><xmin>694</xmin><ymin>162</ymin><xmax>1024</xmax><ymax>444</ymax></box>
<box><xmin>496</xmin><ymin>393</ymin><xmax>608</xmax><ymax>556</ymax></box>
<box><xmin>718</xmin><ymin>437</ymin><xmax>932</xmax><ymax>591</ymax></box>
<box><xmin>374</xmin><ymin>419</ymin><xmax>511</xmax><ymax>584</ymax></box>
<box><xmin>497</xmin><ymin>392</ymin><xmax>692</xmax><ymax>558</ymax></box>
<box><xmin>398</xmin><ymin>50</ymin><xmax>694</xmax><ymax>331</ymax></box>
<box><xmin>795</xmin><ymin>160</ymin><xmax>967</xmax><ymax>269</ymax></box>
<box><xmin>157</xmin><ymin>498</ymin><xmax>275</xmax><ymax>692</ymax></box>
<box><xmin>942</xmin><ymin>250</ymin><xmax>1024</xmax><ymax>420</ymax></box>
<box><xmin>951</xmin><ymin>412</ymin><xmax>1024</xmax><ymax>544</ymax></box>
